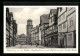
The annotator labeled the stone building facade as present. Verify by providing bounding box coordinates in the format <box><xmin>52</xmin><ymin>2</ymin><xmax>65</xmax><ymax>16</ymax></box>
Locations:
<box><xmin>31</xmin><ymin>27</ymin><xmax>36</xmax><ymax>45</ymax></box>
<box><xmin>40</xmin><ymin>14</ymin><xmax>49</xmax><ymax>46</ymax></box>
<box><xmin>58</xmin><ymin>7</ymin><xmax>67</xmax><ymax>47</ymax></box>
<box><xmin>9</xmin><ymin>12</ymin><xmax>14</xmax><ymax>47</ymax></box>
<box><xmin>35</xmin><ymin>26</ymin><xmax>39</xmax><ymax>45</ymax></box>
<box><xmin>45</xmin><ymin>9</ymin><xmax>58</xmax><ymax>47</ymax></box>
<box><xmin>58</xmin><ymin>7</ymin><xmax>76</xmax><ymax>48</ymax></box>
<box><xmin>13</xmin><ymin>20</ymin><xmax>17</xmax><ymax>46</ymax></box>
<box><xmin>31</xmin><ymin>26</ymin><xmax>39</xmax><ymax>45</ymax></box>
<box><xmin>6</xmin><ymin>8</ymin><xmax>17</xmax><ymax>47</ymax></box>
<box><xmin>6</xmin><ymin>8</ymin><xmax>10</xmax><ymax>47</ymax></box>
<box><xmin>66</xmin><ymin>7</ymin><xmax>76</xmax><ymax>48</ymax></box>
<box><xmin>16</xmin><ymin>34</ymin><xmax>26</xmax><ymax>45</ymax></box>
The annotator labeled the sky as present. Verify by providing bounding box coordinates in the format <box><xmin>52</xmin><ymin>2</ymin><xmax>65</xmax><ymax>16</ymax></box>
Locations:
<box><xmin>8</xmin><ymin>6</ymin><xmax>57</xmax><ymax>35</ymax></box>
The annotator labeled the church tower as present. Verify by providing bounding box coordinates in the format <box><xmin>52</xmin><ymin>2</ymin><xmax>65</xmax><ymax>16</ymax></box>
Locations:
<box><xmin>26</xmin><ymin>19</ymin><xmax>33</xmax><ymax>44</ymax></box>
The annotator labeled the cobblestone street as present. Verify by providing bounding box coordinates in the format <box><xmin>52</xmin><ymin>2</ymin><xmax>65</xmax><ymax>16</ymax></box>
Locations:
<box><xmin>7</xmin><ymin>44</ymin><xmax>59</xmax><ymax>49</ymax></box>
<box><xmin>7</xmin><ymin>45</ymin><xmax>46</xmax><ymax>49</ymax></box>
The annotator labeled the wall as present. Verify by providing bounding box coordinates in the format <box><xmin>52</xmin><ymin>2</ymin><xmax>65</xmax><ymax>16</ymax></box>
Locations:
<box><xmin>58</xmin><ymin>7</ymin><xmax>67</xmax><ymax>33</ymax></box>
<box><xmin>66</xmin><ymin>7</ymin><xmax>76</xmax><ymax>48</ymax></box>
<box><xmin>67</xmin><ymin>8</ymin><xmax>76</xmax><ymax>32</ymax></box>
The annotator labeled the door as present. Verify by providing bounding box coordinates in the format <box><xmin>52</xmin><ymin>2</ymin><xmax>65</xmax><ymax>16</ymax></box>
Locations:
<box><xmin>64</xmin><ymin>35</ymin><xmax>67</xmax><ymax>48</ymax></box>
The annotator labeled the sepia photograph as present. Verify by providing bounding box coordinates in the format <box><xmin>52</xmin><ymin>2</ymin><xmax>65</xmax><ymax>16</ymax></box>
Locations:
<box><xmin>4</xmin><ymin>6</ymin><xmax>78</xmax><ymax>53</ymax></box>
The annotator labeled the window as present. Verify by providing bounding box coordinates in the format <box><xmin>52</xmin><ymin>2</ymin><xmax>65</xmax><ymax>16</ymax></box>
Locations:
<box><xmin>63</xmin><ymin>22</ymin><xmax>66</xmax><ymax>29</ymax></box>
<box><xmin>69</xmin><ymin>18</ymin><xmax>73</xmax><ymax>27</ymax></box>
<box><xmin>70</xmin><ymin>20</ymin><xmax>73</xmax><ymax>26</ymax></box>
<box><xmin>59</xmin><ymin>24</ymin><xmax>62</xmax><ymax>30</ymax></box>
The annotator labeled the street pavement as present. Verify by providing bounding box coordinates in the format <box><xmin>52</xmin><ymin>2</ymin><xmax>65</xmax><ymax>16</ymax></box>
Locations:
<box><xmin>7</xmin><ymin>44</ymin><xmax>46</xmax><ymax>49</ymax></box>
<box><xmin>6</xmin><ymin>44</ymin><xmax>59</xmax><ymax>49</ymax></box>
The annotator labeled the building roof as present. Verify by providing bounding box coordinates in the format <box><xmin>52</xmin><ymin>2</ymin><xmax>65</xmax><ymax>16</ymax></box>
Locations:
<box><xmin>40</xmin><ymin>14</ymin><xmax>49</xmax><ymax>25</ymax></box>
<box><xmin>41</xmin><ymin>14</ymin><xmax>49</xmax><ymax>17</ymax></box>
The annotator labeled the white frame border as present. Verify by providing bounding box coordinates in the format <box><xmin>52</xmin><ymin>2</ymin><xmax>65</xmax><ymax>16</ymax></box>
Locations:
<box><xmin>3</xmin><ymin>6</ymin><xmax>78</xmax><ymax>53</ymax></box>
